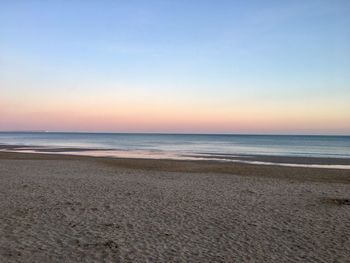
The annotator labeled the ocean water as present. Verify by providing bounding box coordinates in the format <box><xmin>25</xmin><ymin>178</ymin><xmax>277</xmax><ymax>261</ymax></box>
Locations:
<box><xmin>0</xmin><ymin>132</ymin><xmax>350</xmax><ymax>162</ymax></box>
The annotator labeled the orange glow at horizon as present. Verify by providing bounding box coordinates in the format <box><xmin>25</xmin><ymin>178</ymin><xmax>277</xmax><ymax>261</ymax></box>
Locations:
<box><xmin>1</xmin><ymin>97</ymin><xmax>350</xmax><ymax>134</ymax></box>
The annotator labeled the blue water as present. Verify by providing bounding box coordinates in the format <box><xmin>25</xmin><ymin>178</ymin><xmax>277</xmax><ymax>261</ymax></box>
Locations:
<box><xmin>0</xmin><ymin>132</ymin><xmax>350</xmax><ymax>159</ymax></box>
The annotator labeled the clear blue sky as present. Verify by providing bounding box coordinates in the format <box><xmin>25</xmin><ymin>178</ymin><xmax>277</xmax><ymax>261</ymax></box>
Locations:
<box><xmin>1</xmin><ymin>0</ymin><xmax>350</xmax><ymax>134</ymax></box>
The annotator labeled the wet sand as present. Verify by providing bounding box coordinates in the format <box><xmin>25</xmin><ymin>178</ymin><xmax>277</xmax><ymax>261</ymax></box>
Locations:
<box><xmin>2</xmin><ymin>144</ymin><xmax>350</xmax><ymax>166</ymax></box>
<box><xmin>0</xmin><ymin>152</ymin><xmax>350</xmax><ymax>262</ymax></box>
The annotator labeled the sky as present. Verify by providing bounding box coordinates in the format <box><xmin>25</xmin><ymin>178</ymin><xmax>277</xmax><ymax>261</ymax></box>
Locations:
<box><xmin>1</xmin><ymin>0</ymin><xmax>350</xmax><ymax>134</ymax></box>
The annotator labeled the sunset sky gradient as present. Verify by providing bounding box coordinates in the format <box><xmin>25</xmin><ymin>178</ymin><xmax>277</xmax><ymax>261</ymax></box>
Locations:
<box><xmin>1</xmin><ymin>0</ymin><xmax>350</xmax><ymax>134</ymax></box>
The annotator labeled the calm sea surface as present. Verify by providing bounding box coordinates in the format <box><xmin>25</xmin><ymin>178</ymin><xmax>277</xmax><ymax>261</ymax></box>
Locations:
<box><xmin>0</xmin><ymin>132</ymin><xmax>350</xmax><ymax>161</ymax></box>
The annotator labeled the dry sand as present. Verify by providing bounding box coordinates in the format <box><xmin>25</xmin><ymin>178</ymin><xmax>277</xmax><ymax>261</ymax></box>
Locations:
<box><xmin>0</xmin><ymin>152</ymin><xmax>350</xmax><ymax>262</ymax></box>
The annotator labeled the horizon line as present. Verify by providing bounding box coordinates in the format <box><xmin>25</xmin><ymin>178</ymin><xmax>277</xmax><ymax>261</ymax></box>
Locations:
<box><xmin>0</xmin><ymin>131</ymin><xmax>349</xmax><ymax>137</ymax></box>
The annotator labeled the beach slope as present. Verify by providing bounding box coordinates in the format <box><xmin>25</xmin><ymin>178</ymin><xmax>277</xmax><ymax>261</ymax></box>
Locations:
<box><xmin>1</xmin><ymin>152</ymin><xmax>350</xmax><ymax>262</ymax></box>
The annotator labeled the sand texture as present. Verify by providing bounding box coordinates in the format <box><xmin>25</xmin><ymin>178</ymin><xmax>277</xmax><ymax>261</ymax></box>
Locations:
<box><xmin>1</xmin><ymin>152</ymin><xmax>350</xmax><ymax>262</ymax></box>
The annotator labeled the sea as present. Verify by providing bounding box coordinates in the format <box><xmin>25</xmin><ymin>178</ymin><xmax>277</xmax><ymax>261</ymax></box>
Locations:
<box><xmin>0</xmin><ymin>132</ymin><xmax>350</xmax><ymax>168</ymax></box>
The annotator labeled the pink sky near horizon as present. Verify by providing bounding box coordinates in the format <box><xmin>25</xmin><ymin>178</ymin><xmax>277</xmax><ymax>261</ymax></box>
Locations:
<box><xmin>1</xmin><ymin>98</ymin><xmax>349</xmax><ymax>134</ymax></box>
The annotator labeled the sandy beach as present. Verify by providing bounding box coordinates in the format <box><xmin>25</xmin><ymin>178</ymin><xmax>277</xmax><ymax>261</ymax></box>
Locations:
<box><xmin>1</xmin><ymin>152</ymin><xmax>350</xmax><ymax>262</ymax></box>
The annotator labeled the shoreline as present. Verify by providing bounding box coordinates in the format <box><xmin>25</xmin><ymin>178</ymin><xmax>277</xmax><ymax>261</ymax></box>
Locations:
<box><xmin>1</xmin><ymin>151</ymin><xmax>350</xmax><ymax>184</ymax></box>
<box><xmin>1</xmin><ymin>143</ymin><xmax>350</xmax><ymax>169</ymax></box>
